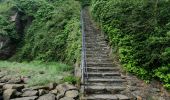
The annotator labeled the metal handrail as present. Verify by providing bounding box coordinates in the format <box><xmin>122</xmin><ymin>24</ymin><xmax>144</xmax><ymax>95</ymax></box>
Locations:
<box><xmin>81</xmin><ymin>8</ymin><xmax>88</xmax><ymax>86</ymax></box>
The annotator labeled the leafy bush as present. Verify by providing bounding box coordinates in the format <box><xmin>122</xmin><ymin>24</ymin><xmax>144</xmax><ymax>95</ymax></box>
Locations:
<box><xmin>90</xmin><ymin>0</ymin><xmax>170</xmax><ymax>89</ymax></box>
<box><xmin>6</xmin><ymin>0</ymin><xmax>82</xmax><ymax>64</ymax></box>
<box><xmin>0</xmin><ymin>0</ymin><xmax>18</xmax><ymax>41</ymax></box>
<box><xmin>62</xmin><ymin>75</ymin><xmax>80</xmax><ymax>85</ymax></box>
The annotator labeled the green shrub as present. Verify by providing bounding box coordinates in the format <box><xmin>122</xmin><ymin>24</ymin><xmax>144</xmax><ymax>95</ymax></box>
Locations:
<box><xmin>62</xmin><ymin>75</ymin><xmax>79</xmax><ymax>85</ymax></box>
<box><xmin>91</xmin><ymin>0</ymin><xmax>170</xmax><ymax>89</ymax></box>
<box><xmin>5</xmin><ymin>0</ymin><xmax>82</xmax><ymax>64</ymax></box>
<box><xmin>0</xmin><ymin>1</ymin><xmax>18</xmax><ymax>42</ymax></box>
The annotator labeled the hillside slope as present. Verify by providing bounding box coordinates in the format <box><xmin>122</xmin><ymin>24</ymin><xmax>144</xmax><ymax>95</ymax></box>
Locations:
<box><xmin>90</xmin><ymin>0</ymin><xmax>170</xmax><ymax>89</ymax></box>
<box><xmin>0</xmin><ymin>0</ymin><xmax>81</xmax><ymax>65</ymax></box>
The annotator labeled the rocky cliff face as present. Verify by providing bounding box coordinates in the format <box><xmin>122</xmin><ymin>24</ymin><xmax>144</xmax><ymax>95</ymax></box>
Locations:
<box><xmin>0</xmin><ymin>36</ymin><xmax>15</xmax><ymax>60</ymax></box>
<box><xmin>0</xmin><ymin>11</ymin><xmax>21</xmax><ymax>60</ymax></box>
<box><xmin>0</xmin><ymin>8</ymin><xmax>34</xmax><ymax>60</ymax></box>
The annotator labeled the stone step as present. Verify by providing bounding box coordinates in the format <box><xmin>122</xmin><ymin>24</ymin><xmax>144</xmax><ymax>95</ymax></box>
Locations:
<box><xmin>85</xmin><ymin>38</ymin><xmax>105</xmax><ymax>41</ymax></box>
<box><xmin>86</xmin><ymin>54</ymin><xmax>109</xmax><ymax>58</ymax></box>
<box><xmin>87</xmin><ymin>63</ymin><xmax>115</xmax><ymax>67</ymax></box>
<box><xmin>85</xmin><ymin>47</ymin><xmax>109</xmax><ymax>50</ymax></box>
<box><xmin>83</xmin><ymin>94</ymin><xmax>130</xmax><ymax>100</ymax></box>
<box><xmin>86</xmin><ymin>52</ymin><xmax>109</xmax><ymax>54</ymax></box>
<box><xmin>84</xmin><ymin>82</ymin><xmax>126</xmax><ymax>86</ymax></box>
<box><xmin>86</xmin><ymin>58</ymin><xmax>113</xmax><ymax>61</ymax></box>
<box><xmin>86</xmin><ymin>45</ymin><xmax>108</xmax><ymax>49</ymax></box>
<box><xmin>85</xmin><ymin>44</ymin><xmax>108</xmax><ymax>47</ymax></box>
<box><xmin>86</xmin><ymin>61</ymin><xmax>113</xmax><ymax>64</ymax></box>
<box><xmin>86</xmin><ymin>43</ymin><xmax>106</xmax><ymax>45</ymax></box>
<box><xmin>87</xmin><ymin>67</ymin><xmax>120</xmax><ymax>72</ymax></box>
<box><xmin>86</xmin><ymin>48</ymin><xmax>109</xmax><ymax>51</ymax></box>
<box><xmin>87</xmin><ymin>78</ymin><xmax>126</xmax><ymax>84</ymax></box>
<box><xmin>87</xmin><ymin>72</ymin><xmax>121</xmax><ymax>77</ymax></box>
<box><xmin>85</xmin><ymin>37</ymin><xmax>104</xmax><ymax>39</ymax></box>
<box><xmin>85</xmin><ymin>40</ymin><xmax>107</xmax><ymax>43</ymax></box>
<box><xmin>86</xmin><ymin>57</ymin><xmax>112</xmax><ymax>60</ymax></box>
<box><xmin>86</xmin><ymin>51</ymin><xmax>109</xmax><ymax>54</ymax></box>
<box><xmin>85</xmin><ymin>85</ymin><xmax>126</xmax><ymax>94</ymax></box>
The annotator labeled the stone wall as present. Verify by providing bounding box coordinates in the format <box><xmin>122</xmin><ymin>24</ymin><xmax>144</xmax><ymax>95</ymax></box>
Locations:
<box><xmin>0</xmin><ymin>81</ymin><xmax>79</xmax><ymax>100</ymax></box>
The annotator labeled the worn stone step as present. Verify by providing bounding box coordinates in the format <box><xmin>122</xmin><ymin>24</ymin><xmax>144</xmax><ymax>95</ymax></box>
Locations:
<box><xmin>87</xmin><ymin>67</ymin><xmax>120</xmax><ymax>72</ymax></box>
<box><xmin>85</xmin><ymin>85</ymin><xmax>126</xmax><ymax>94</ymax></box>
<box><xmin>85</xmin><ymin>47</ymin><xmax>109</xmax><ymax>50</ymax></box>
<box><xmin>86</xmin><ymin>52</ymin><xmax>109</xmax><ymax>55</ymax></box>
<box><xmin>87</xmin><ymin>78</ymin><xmax>126</xmax><ymax>84</ymax></box>
<box><xmin>86</xmin><ymin>61</ymin><xmax>113</xmax><ymax>64</ymax></box>
<box><xmin>86</xmin><ymin>57</ymin><xmax>112</xmax><ymax>60</ymax></box>
<box><xmin>87</xmin><ymin>72</ymin><xmax>121</xmax><ymax>77</ymax></box>
<box><xmin>85</xmin><ymin>38</ymin><xmax>105</xmax><ymax>41</ymax></box>
<box><xmin>86</xmin><ymin>58</ymin><xmax>113</xmax><ymax>61</ymax></box>
<box><xmin>86</xmin><ymin>45</ymin><xmax>109</xmax><ymax>49</ymax></box>
<box><xmin>85</xmin><ymin>37</ymin><xmax>104</xmax><ymax>39</ymax></box>
<box><xmin>85</xmin><ymin>40</ymin><xmax>107</xmax><ymax>43</ymax></box>
<box><xmin>86</xmin><ymin>43</ymin><xmax>107</xmax><ymax>45</ymax></box>
<box><xmin>84</xmin><ymin>82</ymin><xmax>126</xmax><ymax>86</ymax></box>
<box><xmin>86</xmin><ymin>54</ymin><xmax>109</xmax><ymax>58</ymax></box>
<box><xmin>86</xmin><ymin>51</ymin><xmax>109</xmax><ymax>54</ymax></box>
<box><xmin>87</xmin><ymin>63</ymin><xmax>115</xmax><ymax>67</ymax></box>
<box><xmin>85</xmin><ymin>43</ymin><xmax>108</xmax><ymax>47</ymax></box>
<box><xmin>86</xmin><ymin>47</ymin><xmax>109</xmax><ymax>51</ymax></box>
<box><xmin>83</xmin><ymin>94</ymin><xmax>130</xmax><ymax>100</ymax></box>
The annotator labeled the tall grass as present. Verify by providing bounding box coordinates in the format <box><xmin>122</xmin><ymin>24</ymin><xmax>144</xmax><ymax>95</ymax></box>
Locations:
<box><xmin>0</xmin><ymin>61</ymin><xmax>73</xmax><ymax>86</ymax></box>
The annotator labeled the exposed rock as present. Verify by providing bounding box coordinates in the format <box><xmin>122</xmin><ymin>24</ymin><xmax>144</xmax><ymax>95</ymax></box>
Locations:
<box><xmin>65</xmin><ymin>90</ymin><xmax>78</xmax><ymax>98</ymax></box>
<box><xmin>0</xmin><ymin>89</ymin><xmax>3</xmax><ymax>95</ymax></box>
<box><xmin>10</xmin><ymin>96</ymin><xmax>38</xmax><ymax>100</ymax></box>
<box><xmin>3</xmin><ymin>84</ymin><xmax>24</xmax><ymax>91</ymax></box>
<box><xmin>30</xmin><ymin>86</ymin><xmax>49</xmax><ymax>90</ymax></box>
<box><xmin>0</xmin><ymin>73</ymin><xmax>5</xmax><ymax>79</ymax></box>
<box><xmin>37</xmin><ymin>93</ymin><xmax>55</xmax><ymax>100</ymax></box>
<box><xmin>50</xmin><ymin>89</ymin><xmax>58</xmax><ymax>95</ymax></box>
<box><xmin>7</xmin><ymin>77</ymin><xmax>22</xmax><ymax>84</ymax></box>
<box><xmin>39</xmin><ymin>89</ymin><xmax>49</xmax><ymax>96</ymax></box>
<box><xmin>127</xmin><ymin>86</ymin><xmax>138</xmax><ymax>91</ymax></box>
<box><xmin>136</xmin><ymin>96</ymin><xmax>142</xmax><ymax>100</ymax></box>
<box><xmin>151</xmin><ymin>88</ymin><xmax>161</xmax><ymax>92</ymax></box>
<box><xmin>60</xmin><ymin>97</ymin><xmax>74</xmax><ymax>100</ymax></box>
<box><xmin>10</xmin><ymin>13</ymin><xmax>17</xmax><ymax>22</ymax></box>
<box><xmin>56</xmin><ymin>93</ymin><xmax>65</xmax><ymax>100</ymax></box>
<box><xmin>56</xmin><ymin>83</ymin><xmax>77</xmax><ymax>94</ymax></box>
<box><xmin>3</xmin><ymin>89</ymin><xmax>16</xmax><ymax>100</ymax></box>
<box><xmin>48</xmin><ymin>83</ymin><xmax>57</xmax><ymax>90</ymax></box>
<box><xmin>22</xmin><ymin>77</ymin><xmax>30</xmax><ymax>84</ymax></box>
<box><xmin>15</xmin><ymin>91</ymin><xmax>22</xmax><ymax>97</ymax></box>
<box><xmin>0</xmin><ymin>36</ymin><xmax>15</xmax><ymax>60</ymax></box>
<box><xmin>0</xmin><ymin>83</ymin><xmax>5</xmax><ymax>88</ymax></box>
<box><xmin>0</xmin><ymin>75</ymin><xmax>11</xmax><ymax>83</ymax></box>
<box><xmin>22</xmin><ymin>90</ymin><xmax>38</xmax><ymax>97</ymax></box>
<box><xmin>116</xmin><ymin>94</ymin><xmax>130</xmax><ymax>100</ymax></box>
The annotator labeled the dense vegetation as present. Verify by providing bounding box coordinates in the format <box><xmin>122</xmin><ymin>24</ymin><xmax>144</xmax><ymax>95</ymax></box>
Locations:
<box><xmin>0</xmin><ymin>0</ymin><xmax>81</xmax><ymax>65</ymax></box>
<box><xmin>90</xmin><ymin>0</ymin><xmax>170</xmax><ymax>89</ymax></box>
<box><xmin>0</xmin><ymin>0</ymin><xmax>81</xmax><ymax>86</ymax></box>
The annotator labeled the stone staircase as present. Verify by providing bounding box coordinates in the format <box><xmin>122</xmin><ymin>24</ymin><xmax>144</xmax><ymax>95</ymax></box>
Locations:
<box><xmin>81</xmin><ymin>8</ymin><xmax>130</xmax><ymax>100</ymax></box>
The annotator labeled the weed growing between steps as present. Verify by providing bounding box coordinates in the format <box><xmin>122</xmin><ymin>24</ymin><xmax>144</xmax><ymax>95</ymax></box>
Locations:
<box><xmin>90</xmin><ymin>0</ymin><xmax>170</xmax><ymax>89</ymax></box>
<box><xmin>0</xmin><ymin>61</ymin><xmax>78</xmax><ymax>86</ymax></box>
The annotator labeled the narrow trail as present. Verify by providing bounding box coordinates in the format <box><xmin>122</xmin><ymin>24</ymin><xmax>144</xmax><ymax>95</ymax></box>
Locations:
<box><xmin>81</xmin><ymin>7</ymin><xmax>132</xmax><ymax>100</ymax></box>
